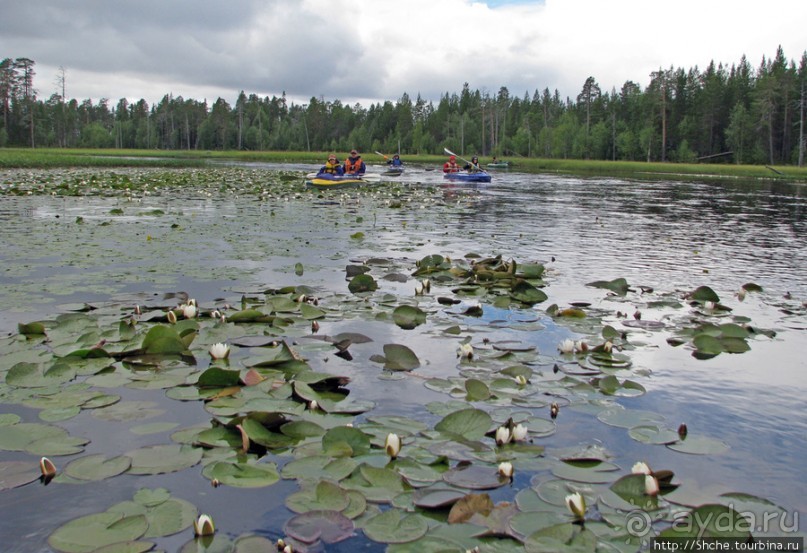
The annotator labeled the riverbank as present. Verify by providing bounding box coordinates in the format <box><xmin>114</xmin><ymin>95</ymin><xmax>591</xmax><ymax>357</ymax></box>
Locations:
<box><xmin>2</xmin><ymin>147</ymin><xmax>806</xmax><ymax>182</ymax></box>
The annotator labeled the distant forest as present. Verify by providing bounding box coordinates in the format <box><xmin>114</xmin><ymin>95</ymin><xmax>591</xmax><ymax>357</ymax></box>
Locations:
<box><xmin>2</xmin><ymin>47</ymin><xmax>806</xmax><ymax>165</ymax></box>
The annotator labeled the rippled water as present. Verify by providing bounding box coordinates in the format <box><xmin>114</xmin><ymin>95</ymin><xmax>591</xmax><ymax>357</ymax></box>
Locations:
<box><xmin>0</xmin><ymin>165</ymin><xmax>805</xmax><ymax>551</ymax></box>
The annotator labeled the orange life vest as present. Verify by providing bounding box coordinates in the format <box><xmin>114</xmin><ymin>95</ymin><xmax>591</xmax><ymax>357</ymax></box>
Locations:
<box><xmin>344</xmin><ymin>156</ymin><xmax>363</xmax><ymax>174</ymax></box>
<box><xmin>443</xmin><ymin>161</ymin><xmax>459</xmax><ymax>173</ymax></box>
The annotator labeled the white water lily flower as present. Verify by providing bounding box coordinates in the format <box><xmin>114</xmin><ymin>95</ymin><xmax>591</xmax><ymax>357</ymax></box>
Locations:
<box><xmin>385</xmin><ymin>433</ymin><xmax>401</xmax><ymax>459</ymax></box>
<box><xmin>704</xmin><ymin>301</ymin><xmax>716</xmax><ymax>311</ymax></box>
<box><xmin>193</xmin><ymin>514</ymin><xmax>215</xmax><ymax>536</ymax></box>
<box><xmin>498</xmin><ymin>461</ymin><xmax>514</xmax><ymax>478</ymax></box>
<box><xmin>645</xmin><ymin>474</ymin><xmax>660</xmax><ymax>496</ymax></box>
<box><xmin>182</xmin><ymin>303</ymin><xmax>197</xmax><ymax>319</ymax></box>
<box><xmin>632</xmin><ymin>461</ymin><xmax>652</xmax><ymax>475</ymax></box>
<box><xmin>422</xmin><ymin>279</ymin><xmax>431</xmax><ymax>293</ymax></box>
<box><xmin>558</xmin><ymin>339</ymin><xmax>575</xmax><ymax>354</ymax></box>
<box><xmin>209</xmin><ymin>342</ymin><xmax>230</xmax><ymax>360</ymax></box>
<box><xmin>495</xmin><ymin>426</ymin><xmax>511</xmax><ymax>446</ymax></box>
<box><xmin>574</xmin><ymin>340</ymin><xmax>588</xmax><ymax>352</ymax></box>
<box><xmin>167</xmin><ymin>310</ymin><xmax>177</xmax><ymax>324</ymax></box>
<box><xmin>565</xmin><ymin>492</ymin><xmax>586</xmax><ymax>520</ymax></box>
<box><xmin>512</xmin><ymin>423</ymin><xmax>528</xmax><ymax>442</ymax></box>
<box><xmin>187</xmin><ymin>298</ymin><xmax>197</xmax><ymax>307</ymax></box>
<box><xmin>415</xmin><ymin>283</ymin><xmax>424</xmax><ymax>295</ymax></box>
<box><xmin>210</xmin><ymin>309</ymin><xmax>221</xmax><ymax>319</ymax></box>
<box><xmin>458</xmin><ymin>342</ymin><xmax>474</xmax><ymax>359</ymax></box>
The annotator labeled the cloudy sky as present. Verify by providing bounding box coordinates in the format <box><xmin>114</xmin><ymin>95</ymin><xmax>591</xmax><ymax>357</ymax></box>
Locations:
<box><xmin>2</xmin><ymin>0</ymin><xmax>805</xmax><ymax>108</ymax></box>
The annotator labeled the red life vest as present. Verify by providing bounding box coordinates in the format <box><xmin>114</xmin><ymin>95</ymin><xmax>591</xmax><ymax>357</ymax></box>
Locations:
<box><xmin>443</xmin><ymin>161</ymin><xmax>459</xmax><ymax>173</ymax></box>
<box><xmin>344</xmin><ymin>156</ymin><xmax>363</xmax><ymax>174</ymax></box>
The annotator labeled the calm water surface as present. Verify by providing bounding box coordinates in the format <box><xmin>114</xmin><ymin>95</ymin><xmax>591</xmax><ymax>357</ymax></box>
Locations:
<box><xmin>0</xmin><ymin>166</ymin><xmax>804</xmax><ymax>551</ymax></box>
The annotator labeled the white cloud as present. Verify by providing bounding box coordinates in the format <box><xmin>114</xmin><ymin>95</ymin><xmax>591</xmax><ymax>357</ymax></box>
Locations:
<box><xmin>2</xmin><ymin>0</ymin><xmax>804</xmax><ymax>108</ymax></box>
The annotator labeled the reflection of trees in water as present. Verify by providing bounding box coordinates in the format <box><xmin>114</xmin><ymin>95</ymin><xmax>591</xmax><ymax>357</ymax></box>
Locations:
<box><xmin>442</xmin><ymin>175</ymin><xmax>807</xmax><ymax>295</ymax></box>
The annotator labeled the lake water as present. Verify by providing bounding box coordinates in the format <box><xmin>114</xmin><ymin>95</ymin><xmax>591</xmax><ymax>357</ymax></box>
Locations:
<box><xmin>0</xmin><ymin>165</ymin><xmax>804</xmax><ymax>551</ymax></box>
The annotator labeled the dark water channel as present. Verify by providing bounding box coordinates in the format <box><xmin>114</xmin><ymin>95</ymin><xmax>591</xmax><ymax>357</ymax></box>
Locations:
<box><xmin>0</xmin><ymin>166</ymin><xmax>804</xmax><ymax>551</ymax></box>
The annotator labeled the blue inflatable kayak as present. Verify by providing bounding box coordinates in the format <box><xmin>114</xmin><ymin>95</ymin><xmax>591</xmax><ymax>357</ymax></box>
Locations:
<box><xmin>443</xmin><ymin>171</ymin><xmax>492</xmax><ymax>183</ymax></box>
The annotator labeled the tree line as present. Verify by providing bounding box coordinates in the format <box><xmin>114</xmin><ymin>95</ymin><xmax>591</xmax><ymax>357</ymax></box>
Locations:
<box><xmin>1</xmin><ymin>46</ymin><xmax>805</xmax><ymax>165</ymax></box>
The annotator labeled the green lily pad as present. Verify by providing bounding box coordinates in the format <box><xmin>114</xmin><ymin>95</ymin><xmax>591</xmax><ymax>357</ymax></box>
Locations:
<box><xmin>658</xmin><ymin>504</ymin><xmax>752</xmax><ymax>539</ymax></box>
<box><xmin>392</xmin><ymin>305</ymin><xmax>427</xmax><ymax>329</ymax></box>
<box><xmin>0</xmin><ymin>461</ymin><xmax>42</xmax><ymax>490</ymax></box>
<box><xmin>285</xmin><ymin>479</ymin><xmax>351</xmax><ymax>513</ymax></box>
<box><xmin>348</xmin><ymin>274</ymin><xmax>378</xmax><ymax>294</ymax></box>
<box><xmin>443</xmin><ymin>463</ymin><xmax>509</xmax><ymax>490</ymax></box>
<box><xmin>688</xmin><ymin>285</ymin><xmax>720</xmax><ymax>303</ymax></box>
<box><xmin>435</xmin><ymin>408</ymin><xmax>493</xmax><ymax>441</ymax></box>
<box><xmin>48</xmin><ymin>512</ymin><xmax>149</xmax><ymax>553</ymax></box>
<box><xmin>64</xmin><ymin>454</ymin><xmax>132</xmax><ymax>481</ymax></box>
<box><xmin>666</xmin><ymin>435</ymin><xmax>730</xmax><ymax>455</ymax></box>
<box><xmin>283</xmin><ymin>509</ymin><xmax>355</xmax><ymax>545</ymax></box>
<box><xmin>201</xmin><ymin>460</ymin><xmax>280</xmax><ymax>488</ymax></box>
<box><xmin>125</xmin><ymin>444</ymin><xmax>203</xmax><ymax>475</ymax></box>
<box><xmin>382</xmin><ymin>344</ymin><xmax>420</xmax><ymax>371</ymax></box>
<box><xmin>363</xmin><ymin>509</ymin><xmax>429</xmax><ymax>544</ymax></box>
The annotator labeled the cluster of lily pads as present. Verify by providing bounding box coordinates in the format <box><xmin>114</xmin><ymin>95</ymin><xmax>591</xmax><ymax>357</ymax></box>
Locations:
<box><xmin>3</xmin><ymin>258</ymin><xmax>780</xmax><ymax>552</ymax></box>
<box><xmin>0</xmin><ymin>168</ymin><xmax>791</xmax><ymax>552</ymax></box>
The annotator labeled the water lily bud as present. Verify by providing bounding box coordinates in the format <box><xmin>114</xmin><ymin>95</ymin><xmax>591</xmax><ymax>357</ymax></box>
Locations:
<box><xmin>167</xmin><ymin>310</ymin><xmax>177</xmax><ymax>324</ymax></box>
<box><xmin>511</xmin><ymin>423</ymin><xmax>528</xmax><ymax>442</ymax></box>
<box><xmin>423</xmin><ymin>279</ymin><xmax>431</xmax><ymax>293</ymax></box>
<box><xmin>704</xmin><ymin>301</ymin><xmax>716</xmax><ymax>311</ymax></box>
<box><xmin>603</xmin><ymin>341</ymin><xmax>613</xmax><ymax>353</ymax></box>
<box><xmin>385</xmin><ymin>433</ymin><xmax>401</xmax><ymax>459</ymax></box>
<box><xmin>458</xmin><ymin>342</ymin><xmax>474</xmax><ymax>359</ymax></box>
<box><xmin>565</xmin><ymin>492</ymin><xmax>586</xmax><ymax>520</ymax></box>
<box><xmin>737</xmin><ymin>288</ymin><xmax>747</xmax><ymax>301</ymax></box>
<box><xmin>211</xmin><ymin>478</ymin><xmax>220</xmax><ymax>488</ymax></box>
<box><xmin>550</xmin><ymin>402</ymin><xmax>559</xmax><ymax>419</ymax></box>
<box><xmin>182</xmin><ymin>304</ymin><xmax>197</xmax><ymax>319</ymax></box>
<box><xmin>133</xmin><ymin>305</ymin><xmax>141</xmax><ymax>315</ymax></box>
<box><xmin>678</xmin><ymin>423</ymin><xmax>688</xmax><ymax>438</ymax></box>
<box><xmin>645</xmin><ymin>474</ymin><xmax>660</xmax><ymax>496</ymax></box>
<box><xmin>193</xmin><ymin>514</ymin><xmax>215</xmax><ymax>536</ymax></box>
<box><xmin>495</xmin><ymin>426</ymin><xmax>511</xmax><ymax>446</ymax></box>
<box><xmin>515</xmin><ymin>374</ymin><xmax>528</xmax><ymax>386</ymax></box>
<box><xmin>498</xmin><ymin>461</ymin><xmax>514</xmax><ymax>479</ymax></box>
<box><xmin>209</xmin><ymin>342</ymin><xmax>230</xmax><ymax>360</ymax></box>
<box><xmin>574</xmin><ymin>340</ymin><xmax>588</xmax><ymax>353</ymax></box>
<box><xmin>39</xmin><ymin>457</ymin><xmax>57</xmax><ymax>478</ymax></box>
<box><xmin>311</xmin><ymin>320</ymin><xmax>319</xmax><ymax>333</ymax></box>
<box><xmin>558</xmin><ymin>339</ymin><xmax>575</xmax><ymax>354</ymax></box>
<box><xmin>415</xmin><ymin>283</ymin><xmax>424</xmax><ymax>295</ymax></box>
<box><xmin>187</xmin><ymin>298</ymin><xmax>197</xmax><ymax>307</ymax></box>
<box><xmin>309</xmin><ymin>400</ymin><xmax>319</xmax><ymax>411</ymax></box>
<box><xmin>211</xmin><ymin>309</ymin><xmax>221</xmax><ymax>319</ymax></box>
<box><xmin>283</xmin><ymin>546</ymin><xmax>293</xmax><ymax>553</ymax></box>
<box><xmin>632</xmin><ymin>461</ymin><xmax>652</xmax><ymax>475</ymax></box>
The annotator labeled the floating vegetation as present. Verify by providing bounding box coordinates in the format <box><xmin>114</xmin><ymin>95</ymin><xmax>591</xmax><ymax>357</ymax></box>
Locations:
<box><xmin>0</xmin><ymin>167</ymin><xmax>795</xmax><ymax>551</ymax></box>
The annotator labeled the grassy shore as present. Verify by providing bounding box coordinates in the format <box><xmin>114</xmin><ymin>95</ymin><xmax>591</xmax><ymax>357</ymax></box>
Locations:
<box><xmin>1</xmin><ymin>147</ymin><xmax>806</xmax><ymax>182</ymax></box>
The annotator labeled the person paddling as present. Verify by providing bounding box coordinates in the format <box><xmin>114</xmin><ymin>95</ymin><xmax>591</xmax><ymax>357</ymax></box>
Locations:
<box><xmin>318</xmin><ymin>154</ymin><xmax>344</xmax><ymax>176</ymax></box>
<box><xmin>443</xmin><ymin>155</ymin><xmax>460</xmax><ymax>173</ymax></box>
<box><xmin>343</xmin><ymin>149</ymin><xmax>366</xmax><ymax>176</ymax></box>
<box><xmin>464</xmin><ymin>156</ymin><xmax>481</xmax><ymax>172</ymax></box>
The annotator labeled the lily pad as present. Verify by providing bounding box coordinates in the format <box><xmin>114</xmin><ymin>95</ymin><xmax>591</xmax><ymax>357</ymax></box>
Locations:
<box><xmin>362</xmin><ymin>509</ymin><xmax>429</xmax><ymax>544</ymax></box>
<box><xmin>283</xmin><ymin>510</ymin><xmax>355</xmax><ymax>544</ymax></box>
<box><xmin>392</xmin><ymin>305</ymin><xmax>427</xmax><ymax>329</ymax></box>
<box><xmin>48</xmin><ymin>512</ymin><xmax>149</xmax><ymax>553</ymax></box>
<box><xmin>382</xmin><ymin>344</ymin><xmax>420</xmax><ymax>371</ymax></box>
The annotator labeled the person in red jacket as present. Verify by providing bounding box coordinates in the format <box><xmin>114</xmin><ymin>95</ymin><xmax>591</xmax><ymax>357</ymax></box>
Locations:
<box><xmin>443</xmin><ymin>155</ymin><xmax>460</xmax><ymax>173</ymax></box>
<box><xmin>343</xmin><ymin>150</ymin><xmax>366</xmax><ymax>175</ymax></box>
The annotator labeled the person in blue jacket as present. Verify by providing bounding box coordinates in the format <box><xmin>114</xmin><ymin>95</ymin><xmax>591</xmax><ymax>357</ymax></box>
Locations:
<box><xmin>318</xmin><ymin>154</ymin><xmax>344</xmax><ymax>176</ymax></box>
<box><xmin>343</xmin><ymin>149</ymin><xmax>366</xmax><ymax>175</ymax></box>
<box><xmin>387</xmin><ymin>154</ymin><xmax>403</xmax><ymax>167</ymax></box>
